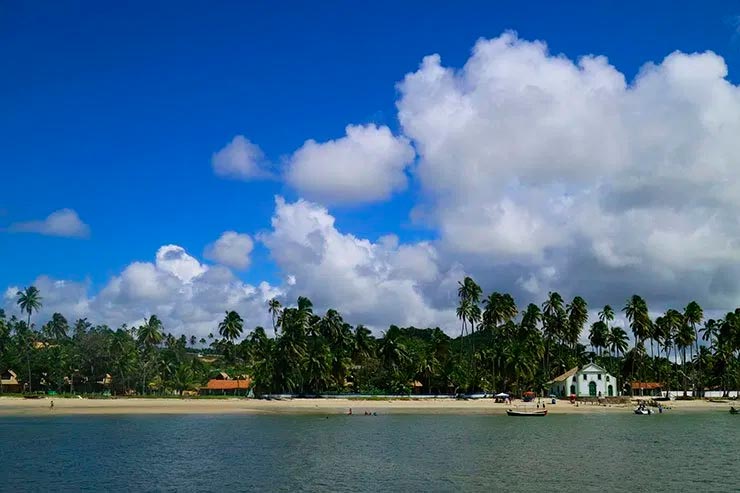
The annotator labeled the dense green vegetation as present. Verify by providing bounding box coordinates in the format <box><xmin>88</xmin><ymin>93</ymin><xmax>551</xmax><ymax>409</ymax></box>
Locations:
<box><xmin>2</xmin><ymin>279</ymin><xmax>739</xmax><ymax>397</ymax></box>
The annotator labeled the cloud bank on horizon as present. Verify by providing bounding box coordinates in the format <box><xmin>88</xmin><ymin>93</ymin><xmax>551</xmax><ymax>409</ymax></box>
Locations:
<box><xmin>5</xmin><ymin>32</ymin><xmax>740</xmax><ymax>337</ymax></box>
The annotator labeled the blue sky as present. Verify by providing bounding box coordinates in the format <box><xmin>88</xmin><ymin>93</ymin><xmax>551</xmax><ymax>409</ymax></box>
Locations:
<box><xmin>3</xmin><ymin>2</ymin><xmax>740</xmax><ymax>334</ymax></box>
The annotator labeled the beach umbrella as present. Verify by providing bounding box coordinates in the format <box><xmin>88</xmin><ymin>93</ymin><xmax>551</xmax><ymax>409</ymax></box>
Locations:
<box><xmin>494</xmin><ymin>392</ymin><xmax>509</xmax><ymax>397</ymax></box>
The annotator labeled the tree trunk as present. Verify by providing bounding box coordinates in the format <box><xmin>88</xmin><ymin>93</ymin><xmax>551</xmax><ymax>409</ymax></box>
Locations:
<box><xmin>27</xmin><ymin>312</ymin><xmax>33</xmax><ymax>393</ymax></box>
<box><xmin>630</xmin><ymin>338</ymin><xmax>637</xmax><ymax>397</ymax></box>
<box><xmin>470</xmin><ymin>318</ymin><xmax>476</xmax><ymax>392</ymax></box>
<box><xmin>693</xmin><ymin>328</ymin><xmax>701</xmax><ymax>398</ymax></box>
<box><xmin>682</xmin><ymin>347</ymin><xmax>687</xmax><ymax>397</ymax></box>
<box><xmin>26</xmin><ymin>352</ymin><xmax>32</xmax><ymax>394</ymax></box>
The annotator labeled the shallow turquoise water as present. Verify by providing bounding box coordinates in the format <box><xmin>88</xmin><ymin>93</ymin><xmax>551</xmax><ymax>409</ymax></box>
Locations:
<box><xmin>0</xmin><ymin>412</ymin><xmax>737</xmax><ymax>492</ymax></box>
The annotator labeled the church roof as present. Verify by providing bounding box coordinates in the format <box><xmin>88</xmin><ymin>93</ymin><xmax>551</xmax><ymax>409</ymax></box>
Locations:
<box><xmin>580</xmin><ymin>362</ymin><xmax>609</xmax><ymax>373</ymax></box>
<box><xmin>548</xmin><ymin>367</ymin><xmax>578</xmax><ymax>384</ymax></box>
<box><xmin>547</xmin><ymin>363</ymin><xmax>614</xmax><ymax>385</ymax></box>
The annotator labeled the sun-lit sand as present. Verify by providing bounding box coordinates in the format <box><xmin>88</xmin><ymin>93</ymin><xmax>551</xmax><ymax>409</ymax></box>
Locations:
<box><xmin>0</xmin><ymin>396</ymin><xmax>733</xmax><ymax>416</ymax></box>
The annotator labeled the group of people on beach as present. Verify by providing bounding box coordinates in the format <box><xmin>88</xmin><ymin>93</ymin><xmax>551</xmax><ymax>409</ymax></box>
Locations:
<box><xmin>347</xmin><ymin>408</ymin><xmax>377</xmax><ymax>416</ymax></box>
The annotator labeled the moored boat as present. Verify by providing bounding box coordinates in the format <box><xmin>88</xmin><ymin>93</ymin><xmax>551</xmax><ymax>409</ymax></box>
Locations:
<box><xmin>730</xmin><ymin>407</ymin><xmax>739</xmax><ymax>415</ymax></box>
<box><xmin>506</xmin><ymin>409</ymin><xmax>547</xmax><ymax>417</ymax></box>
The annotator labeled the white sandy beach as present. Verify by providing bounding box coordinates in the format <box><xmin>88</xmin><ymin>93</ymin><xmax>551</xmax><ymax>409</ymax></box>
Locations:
<box><xmin>0</xmin><ymin>396</ymin><xmax>733</xmax><ymax>416</ymax></box>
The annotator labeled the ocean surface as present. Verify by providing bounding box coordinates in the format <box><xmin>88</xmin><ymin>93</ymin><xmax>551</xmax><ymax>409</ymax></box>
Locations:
<box><xmin>0</xmin><ymin>412</ymin><xmax>737</xmax><ymax>492</ymax></box>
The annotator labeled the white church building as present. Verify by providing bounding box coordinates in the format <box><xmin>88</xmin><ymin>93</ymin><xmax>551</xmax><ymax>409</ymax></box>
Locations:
<box><xmin>547</xmin><ymin>363</ymin><xmax>617</xmax><ymax>398</ymax></box>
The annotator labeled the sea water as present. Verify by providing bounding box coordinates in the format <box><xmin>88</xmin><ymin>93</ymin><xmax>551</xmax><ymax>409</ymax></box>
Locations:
<box><xmin>0</xmin><ymin>413</ymin><xmax>737</xmax><ymax>492</ymax></box>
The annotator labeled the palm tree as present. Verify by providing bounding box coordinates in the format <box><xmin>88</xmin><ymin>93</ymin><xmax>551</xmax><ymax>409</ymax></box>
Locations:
<box><xmin>676</xmin><ymin>318</ymin><xmax>695</xmax><ymax>397</ymax></box>
<box><xmin>268</xmin><ymin>298</ymin><xmax>282</xmax><ymax>338</ymax></box>
<box><xmin>297</xmin><ymin>296</ymin><xmax>313</xmax><ymax>314</ymax></box>
<box><xmin>351</xmin><ymin>324</ymin><xmax>375</xmax><ymax>390</ymax></box>
<box><xmin>606</xmin><ymin>326</ymin><xmax>629</xmax><ymax>358</ymax></box>
<box><xmin>684</xmin><ymin>301</ymin><xmax>703</xmax><ymax>354</ymax></box>
<box><xmin>597</xmin><ymin>305</ymin><xmax>615</xmax><ymax>358</ymax></box>
<box><xmin>684</xmin><ymin>301</ymin><xmax>703</xmax><ymax>395</ymax></box>
<box><xmin>134</xmin><ymin>315</ymin><xmax>164</xmax><ymax>395</ymax></box>
<box><xmin>379</xmin><ymin>329</ymin><xmax>409</xmax><ymax>375</ymax></box>
<box><xmin>599</xmin><ymin>305</ymin><xmax>615</xmax><ymax>325</ymax></box>
<box><xmin>353</xmin><ymin>325</ymin><xmax>374</xmax><ymax>362</ymax></box>
<box><xmin>16</xmin><ymin>286</ymin><xmax>42</xmax><ymax>330</ymax></box>
<box><xmin>623</xmin><ymin>295</ymin><xmax>651</xmax><ymax>391</ymax></box>
<box><xmin>457</xmin><ymin>277</ymin><xmax>481</xmax><ymax>370</ymax></box>
<box><xmin>520</xmin><ymin>304</ymin><xmax>542</xmax><ymax>332</ymax></box>
<box><xmin>137</xmin><ymin>315</ymin><xmax>165</xmax><ymax>347</ymax></box>
<box><xmin>16</xmin><ymin>286</ymin><xmax>42</xmax><ymax>392</ymax></box>
<box><xmin>170</xmin><ymin>362</ymin><xmax>196</xmax><ymax>396</ymax></box>
<box><xmin>566</xmin><ymin>296</ymin><xmax>588</xmax><ymax>353</ymax></box>
<box><xmin>624</xmin><ymin>295</ymin><xmax>651</xmax><ymax>349</ymax></box>
<box><xmin>588</xmin><ymin>321</ymin><xmax>608</xmax><ymax>356</ymax></box>
<box><xmin>456</xmin><ymin>298</ymin><xmax>472</xmax><ymax>340</ymax></box>
<box><xmin>482</xmin><ymin>293</ymin><xmax>518</xmax><ymax>391</ymax></box>
<box><xmin>542</xmin><ymin>291</ymin><xmax>565</xmax><ymax>379</ymax></box>
<box><xmin>305</xmin><ymin>338</ymin><xmax>331</xmax><ymax>392</ymax></box>
<box><xmin>483</xmin><ymin>292</ymin><xmax>518</xmax><ymax>328</ymax></box>
<box><xmin>456</xmin><ymin>293</ymin><xmax>472</xmax><ymax>389</ymax></box>
<box><xmin>458</xmin><ymin>278</ymin><xmax>482</xmax><ymax>312</ymax></box>
<box><xmin>700</xmin><ymin>319</ymin><xmax>719</xmax><ymax>346</ymax></box>
<box><xmin>45</xmin><ymin>312</ymin><xmax>69</xmax><ymax>341</ymax></box>
<box><xmin>218</xmin><ymin>311</ymin><xmax>244</xmax><ymax>342</ymax></box>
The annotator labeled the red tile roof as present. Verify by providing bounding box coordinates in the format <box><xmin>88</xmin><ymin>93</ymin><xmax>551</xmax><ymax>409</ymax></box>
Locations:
<box><xmin>203</xmin><ymin>378</ymin><xmax>251</xmax><ymax>390</ymax></box>
<box><xmin>631</xmin><ymin>382</ymin><xmax>662</xmax><ymax>390</ymax></box>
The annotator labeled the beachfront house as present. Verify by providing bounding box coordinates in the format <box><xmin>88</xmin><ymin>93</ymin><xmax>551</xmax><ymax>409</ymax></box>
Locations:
<box><xmin>199</xmin><ymin>372</ymin><xmax>252</xmax><ymax>396</ymax></box>
<box><xmin>630</xmin><ymin>382</ymin><xmax>663</xmax><ymax>397</ymax></box>
<box><xmin>547</xmin><ymin>363</ymin><xmax>617</xmax><ymax>398</ymax></box>
<box><xmin>1</xmin><ymin>369</ymin><xmax>22</xmax><ymax>393</ymax></box>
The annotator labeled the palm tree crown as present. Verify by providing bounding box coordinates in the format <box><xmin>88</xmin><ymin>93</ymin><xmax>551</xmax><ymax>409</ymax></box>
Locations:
<box><xmin>137</xmin><ymin>315</ymin><xmax>165</xmax><ymax>347</ymax></box>
<box><xmin>16</xmin><ymin>286</ymin><xmax>42</xmax><ymax>327</ymax></box>
<box><xmin>218</xmin><ymin>310</ymin><xmax>244</xmax><ymax>342</ymax></box>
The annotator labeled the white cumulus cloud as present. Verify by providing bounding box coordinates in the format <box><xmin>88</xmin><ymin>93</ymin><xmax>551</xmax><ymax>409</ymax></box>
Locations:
<box><xmin>396</xmin><ymin>31</ymin><xmax>740</xmax><ymax>311</ymax></box>
<box><xmin>260</xmin><ymin>196</ymin><xmax>458</xmax><ymax>329</ymax></box>
<box><xmin>8</xmin><ymin>209</ymin><xmax>90</xmax><ymax>238</ymax></box>
<box><xmin>204</xmin><ymin>231</ymin><xmax>254</xmax><ymax>270</ymax></box>
<box><xmin>285</xmin><ymin>124</ymin><xmax>416</xmax><ymax>205</ymax></box>
<box><xmin>212</xmin><ymin>135</ymin><xmax>272</xmax><ymax>180</ymax></box>
<box><xmin>3</xmin><ymin>246</ymin><xmax>280</xmax><ymax>338</ymax></box>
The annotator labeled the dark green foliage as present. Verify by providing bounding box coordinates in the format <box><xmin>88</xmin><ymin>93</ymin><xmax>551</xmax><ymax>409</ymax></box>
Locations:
<box><xmin>2</xmin><ymin>283</ymin><xmax>739</xmax><ymax>398</ymax></box>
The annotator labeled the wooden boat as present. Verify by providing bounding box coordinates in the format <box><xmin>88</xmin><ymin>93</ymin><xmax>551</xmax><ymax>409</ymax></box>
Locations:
<box><xmin>506</xmin><ymin>409</ymin><xmax>547</xmax><ymax>417</ymax></box>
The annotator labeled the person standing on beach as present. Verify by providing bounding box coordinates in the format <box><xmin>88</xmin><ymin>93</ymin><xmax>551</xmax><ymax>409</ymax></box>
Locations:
<box><xmin>50</xmin><ymin>400</ymin><xmax>54</xmax><ymax>411</ymax></box>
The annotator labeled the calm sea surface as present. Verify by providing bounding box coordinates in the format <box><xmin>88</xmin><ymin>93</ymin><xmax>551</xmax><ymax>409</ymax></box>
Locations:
<box><xmin>0</xmin><ymin>412</ymin><xmax>737</xmax><ymax>492</ymax></box>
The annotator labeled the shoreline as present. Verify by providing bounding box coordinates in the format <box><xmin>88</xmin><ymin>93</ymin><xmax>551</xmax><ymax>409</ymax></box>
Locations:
<box><xmin>0</xmin><ymin>396</ymin><xmax>734</xmax><ymax>416</ymax></box>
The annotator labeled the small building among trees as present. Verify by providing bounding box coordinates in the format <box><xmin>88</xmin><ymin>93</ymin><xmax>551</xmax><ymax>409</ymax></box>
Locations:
<box><xmin>547</xmin><ymin>363</ymin><xmax>618</xmax><ymax>398</ymax></box>
<box><xmin>630</xmin><ymin>381</ymin><xmax>663</xmax><ymax>397</ymax></box>
<box><xmin>199</xmin><ymin>372</ymin><xmax>251</xmax><ymax>396</ymax></box>
<box><xmin>1</xmin><ymin>370</ymin><xmax>22</xmax><ymax>393</ymax></box>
